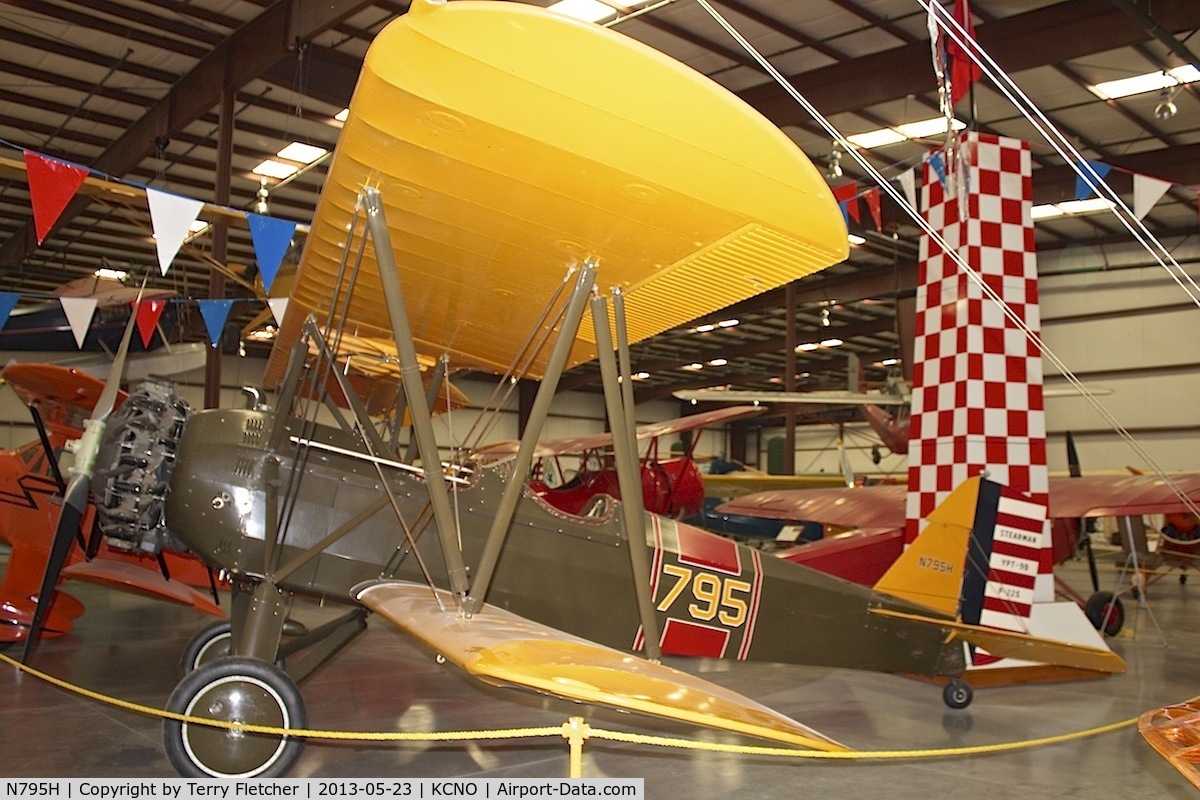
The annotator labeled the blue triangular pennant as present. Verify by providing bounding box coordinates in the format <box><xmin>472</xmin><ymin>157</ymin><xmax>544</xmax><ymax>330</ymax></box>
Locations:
<box><xmin>928</xmin><ymin>151</ymin><xmax>947</xmax><ymax>188</ymax></box>
<box><xmin>247</xmin><ymin>213</ymin><xmax>297</xmax><ymax>294</ymax></box>
<box><xmin>838</xmin><ymin>200</ymin><xmax>850</xmax><ymax>225</ymax></box>
<box><xmin>0</xmin><ymin>292</ymin><xmax>17</xmax><ymax>330</ymax></box>
<box><xmin>1075</xmin><ymin>161</ymin><xmax>1112</xmax><ymax>200</ymax></box>
<box><xmin>197</xmin><ymin>299</ymin><xmax>235</xmax><ymax>347</ymax></box>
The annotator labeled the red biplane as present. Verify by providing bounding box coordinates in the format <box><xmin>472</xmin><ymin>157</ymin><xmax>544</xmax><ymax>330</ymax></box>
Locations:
<box><xmin>476</xmin><ymin>405</ymin><xmax>762</xmax><ymax>519</ymax></box>
<box><xmin>0</xmin><ymin>363</ymin><xmax>223</xmax><ymax>642</ymax></box>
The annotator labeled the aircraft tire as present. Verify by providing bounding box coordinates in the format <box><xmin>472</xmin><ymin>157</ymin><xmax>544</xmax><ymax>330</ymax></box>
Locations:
<box><xmin>942</xmin><ymin>679</ymin><xmax>973</xmax><ymax>710</ymax></box>
<box><xmin>179</xmin><ymin>621</ymin><xmax>234</xmax><ymax>675</ymax></box>
<box><xmin>163</xmin><ymin>656</ymin><xmax>305</xmax><ymax>778</ymax></box>
<box><xmin>1084</xmin><ymin>591</ymin><xmax>1124</xmax><ymax>636</ymax></box>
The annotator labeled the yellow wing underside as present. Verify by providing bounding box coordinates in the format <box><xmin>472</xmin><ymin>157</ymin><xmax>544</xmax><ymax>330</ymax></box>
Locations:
<box><xmin>266</xmin><ymin>0</ymin><xmax>846</xmax><ymax>385</ymax></box>
<box><xmin>357</xmin><ymin>580</ymin><xmax>847</xmax><ymax>752</ymax></box>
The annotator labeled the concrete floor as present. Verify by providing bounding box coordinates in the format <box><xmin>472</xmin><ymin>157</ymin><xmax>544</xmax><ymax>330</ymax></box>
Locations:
<box><xmin>1</xmin><ymin>552</ymin><xmax>1198</xmax><ymax>797</ymax></box>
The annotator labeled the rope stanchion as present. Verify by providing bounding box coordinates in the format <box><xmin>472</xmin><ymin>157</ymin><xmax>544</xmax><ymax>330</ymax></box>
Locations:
<box><xmin>0</xmin><ymin>650</ymin><xmax>1148</xmax><ymax>763</ymax></box>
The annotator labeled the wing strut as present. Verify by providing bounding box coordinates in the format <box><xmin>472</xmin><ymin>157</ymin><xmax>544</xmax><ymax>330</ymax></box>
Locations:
<box><xmin>592</xmin><ymin>291</ymin><xmax>661</xmax><ymax>660</ymax></box>
<box><xmin>362</xmin><ymin>187</ymin><xmax>469</xmax><ymax>597</ymax></box>
<box><xmin>462</xmin><ymin>260</ymin><xmax>598</xmax><ymax>616</ymax></box>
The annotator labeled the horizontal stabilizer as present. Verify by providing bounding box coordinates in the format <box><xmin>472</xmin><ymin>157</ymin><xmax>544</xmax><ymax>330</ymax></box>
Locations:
<box><xmin>357</xmin><ymin>580</ymin><xmax>847</xmax><ymax>752</ymax></box>
<box><xmin>869</xmin><ymin>608</ymin><xmax>1126</xmax><ymax>674</ymax></box>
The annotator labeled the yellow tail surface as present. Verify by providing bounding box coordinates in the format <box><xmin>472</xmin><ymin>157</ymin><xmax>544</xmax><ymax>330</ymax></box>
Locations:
<box><xmin>872</xmin><ymin>477</ymin><xmax>982</xmax><ymax>616</ymax></box>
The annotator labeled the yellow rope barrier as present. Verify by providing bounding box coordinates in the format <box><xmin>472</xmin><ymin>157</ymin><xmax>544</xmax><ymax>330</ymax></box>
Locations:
<box><xmin>0</xmin><ymin>651</ymin><xmax>1142</xmax><ymax>761</ymax></box>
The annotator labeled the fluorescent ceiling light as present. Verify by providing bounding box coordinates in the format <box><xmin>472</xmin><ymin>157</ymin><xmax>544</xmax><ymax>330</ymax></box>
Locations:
<box><xmin>188</xmin><ymin>220</ymin><xmax>209</xmax><ymax>233</ymax></box>
<box><xmin>682</xmin><ymin>362</ymin><xmax>704</xmax><ymax>371</ymax></box>
<box><xmin>94</xmin><ymin>267</ymin><xmax>127</xmax><ymax>281</ymax></box>
<box><xmin>1031</xmin><ymin>198</ymin><xmax>1115</xmax><ymax>220</ymax></box>
<box><xmin>708</xmin><ymin>358</ymin><xmax>728</xmax><ymax>367</ymax></box>
<box><xmin>795</xmin><ymin>342</ymin><xmax>820</xmax><ymax>352</ymax></box>
<box><xmin>632</xmin><ymin>371</ymin><xmax>650</xmax><ymax>381</ymax></box>
<box><xmin>820</xmin><ymin>338</ymin><xmax>844</xmax><ymax>347</ymax></box>
<box><xmin>718</xmin><ymin>318</ymin><xmax>739</xmax><ymax>328</ymax></box>
<box><xmin>334</xmin><ymin>108</ymin><xmax>349</xmax><ymax>122</ymax></box>
<box><xmin>897</xmin><ymin>117</ymin><xmax>966</xmax><ymax>139</ymax></box>
<box><xmin>1056</xmin><ymin>198</ymin><xmax>1115</xmax><ymax>214</ymax></box>
<box><xmin>846</xmin><ymin>128</ymin><xmax>906</xmax><ymax>149</ymax></box>
<box><xmin>1090</xmin><ymin>66</ymin><xmax>1200</xmax><ymax>100</ymax></box>
<box><xmin>846</xmin><ymin>117</ymin><xmax>965</xmax><ymax>150</ymax></box>
<box><xmin>277</xmin><ymin>142</ymin><xmax>328</xmax><ymax>164</ymax></box>
<box><xmin>848</xmin><ymin>233</ymin><xmax>866</xmax><ymax>246</ymax></box>
<box><xmin>252</xmin><ymin>159</ymin><xmax>299</xmax><ymax>180</ymax></box>
<box><xmin>547</xmin><ymin>0</ymin><xmax>615</xmax><ymax>23</ymax></box>
<box><xmin>693</xmin><ymin>323</ymin><xmax>716</xmax><ymax>333</ymax></box>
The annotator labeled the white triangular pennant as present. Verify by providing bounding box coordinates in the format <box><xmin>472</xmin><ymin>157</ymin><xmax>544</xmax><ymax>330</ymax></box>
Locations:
<box><xmin>1133</xmin><ymin>173</ymin><xmax>1172</xmax><ymax>221</ymax></box>
<box><xmin>898</xmin><ymin>167</ymin><xmax>917</xmax><ymax>212</ymax></box>
<box><xmin>147</xmin><ymin>187</ymin><xmax>204</xmax><ymax>276</ymax></box>
<box><xmin>267</xmin><ymin>297</ymin><xmax>289</xmax><ymax>325</ymax></box>
<box><xmin>60</xmin><ymin>296</ymin><xmax>98</xmax><ymax>349</ymax></box>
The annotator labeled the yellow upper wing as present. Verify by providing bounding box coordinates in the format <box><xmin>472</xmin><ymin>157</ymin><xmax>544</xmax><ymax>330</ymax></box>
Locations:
<box><xmin>267</xmin><ymin>0</ymin><xmax>846</xmax><ymax>383</ymax></box>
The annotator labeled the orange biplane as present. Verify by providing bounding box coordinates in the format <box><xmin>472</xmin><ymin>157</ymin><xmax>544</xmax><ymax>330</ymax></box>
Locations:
<box><xmin>0</xmin><ymin>363</ymin><xmax>223</xmax><ymax>642</ymax></box>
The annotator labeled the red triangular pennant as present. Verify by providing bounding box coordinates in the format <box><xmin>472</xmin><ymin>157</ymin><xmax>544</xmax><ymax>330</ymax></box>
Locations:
<box><xmin>134</xmin><ymin>299</ymin><xmax>167</xmax><ymax>348</ymax></box>
<box><xmin>831</xmin><ymin>182</ymin><xmax>860</xmax><ymax>223</ymax></box>
<box><xmin>865</xmin><ymin>188</ymin><xmax>883</xmax><ymax>232</ymax></box>
<box><xmin>947</xmin><ymin>0</ymin><xmax>982</xmax><ymax>107</ymax></box>
<box><xmin>24</xmin><ymin>151</ymin><xmax>88</xmax><ymax>245</ymax></box>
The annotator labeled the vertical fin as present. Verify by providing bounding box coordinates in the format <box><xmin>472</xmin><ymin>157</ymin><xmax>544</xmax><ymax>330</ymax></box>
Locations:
<box><xmin>873</xmin><ymin>477</ymin><xmax>993</xmax><ymax>616</ymax></box>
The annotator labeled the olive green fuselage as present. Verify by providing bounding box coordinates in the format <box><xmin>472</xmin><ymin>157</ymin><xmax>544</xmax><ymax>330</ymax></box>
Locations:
<box><xmin>166</xmin><ymin>408</ymin><xmax>965</xmax><ymax>678</ymax></box>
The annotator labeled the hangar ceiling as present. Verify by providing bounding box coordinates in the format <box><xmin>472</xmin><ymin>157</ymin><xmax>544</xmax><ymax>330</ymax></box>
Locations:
<box><xmin>0</xmin><ymin>0</ymin><xmax>1197</xmax><ymax>414</ymax></box>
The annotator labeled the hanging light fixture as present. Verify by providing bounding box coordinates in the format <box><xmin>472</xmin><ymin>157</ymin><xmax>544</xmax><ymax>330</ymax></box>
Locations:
<box><xmin>826</xmin><ymin>142</ymin><xmax>843</xmax><ymax>180</ymax></box>
<box><xmin>254</xmin><ymin>177</ymin><xmax>271</xmax><ymax>215</ymax></box>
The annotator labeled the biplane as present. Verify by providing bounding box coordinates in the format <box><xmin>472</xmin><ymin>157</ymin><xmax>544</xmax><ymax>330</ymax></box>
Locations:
<box><xmin>476</xmin><ymin>405</ymin><xmax>763</xmax><ymax>518</ymax></box>
<box><xmin>20</xmin><ymin>0</ymin><xmax>1123</xmax><ymax>779</ymax></box>
<box><xmin>0</xmin><ymin>363</ymin><xmax>222</xmax><ymax>642</ymax></box>
<box><xmin>676</xmin><ymin>381</ymin><xmax>1110</xmax><ymax>457</ymax></box>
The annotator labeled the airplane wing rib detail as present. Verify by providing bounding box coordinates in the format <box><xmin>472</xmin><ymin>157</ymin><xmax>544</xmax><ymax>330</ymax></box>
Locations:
<box><xmin>356</xmin><ymin>580</ymin><xmax>847</xmax><ymax>752</ymax></box>
<box><xmin>868</xmin><ymin>608</ymin><xmax>1126</xmax><ymax>674</ymax></box>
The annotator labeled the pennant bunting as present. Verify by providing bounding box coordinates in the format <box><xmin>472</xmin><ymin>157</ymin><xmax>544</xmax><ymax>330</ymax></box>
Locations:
<box><xmin>134</xmin><ymin>299</ymin><xmax>168</xmax><ymax>348</ymax></box>
<box><xmin>928</xmin><ymin>152</ymin><xmax>947</xmax><ymax>188</ymax></box>
<box><xmin>1133</xmin><ymin>173</ymin><xmax>1172</xmax><ymax>220</ymax></box>
<box><xmin>1074</xmin><ymin>161</ymin><xmax>1112</xmax><ymax>200</ymax></box>
<box><xmin>24</xmin><ymin>151</ymin><xmax>88</xmax><ymax>245</ymax></box>
<box><xmin>864</xmin><ymin>188</ymin><xmax>883</xmax><ymax>232</ymax></box>
<box><xmin>247</xmin><ymin>213</ymin><xmax>298</xmax><ymax>294</ymax></box>
<box><xmin>831</xmin><ymin>182</ymin><xmax>860</xmax><ymax>225</ymax></box>
<box><xmin>147</xmin><ymin>188</ymin><xmax>204</xmax><ymax>276</ymax></box>
<box><xmin>60</xmin><ymin>297</ymin><xmax>98</xmax><ymax>349</ymax></box>
<box><xmin>267</xmin><ymin>297</ymin><xmax>290</xmax><ymax>326</ymax></box>
<box><xmin>197</xmin><ymin>299</ymin><xmax>235</xmax><ymax>347</ymax></box>
<box><xmin>0</xmin><ymin>293</ymin><xmax>18</xmax><ymax>330</ymax></box>
<box><xmin>898</xmin><ymin>167</ymin><xmax>918</xmax><ymax>211</ymax></box>
<box><xmin>946</xmin><ymin>0</ymin><xmax>982</xmax><ymax>107</ymax></box>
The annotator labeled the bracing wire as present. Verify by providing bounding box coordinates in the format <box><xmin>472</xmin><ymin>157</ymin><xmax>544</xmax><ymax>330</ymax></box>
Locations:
<box><xmin>691</xmin><ymin>0</ymin><xmax>1200</xmax><ymax>523</ymax></box>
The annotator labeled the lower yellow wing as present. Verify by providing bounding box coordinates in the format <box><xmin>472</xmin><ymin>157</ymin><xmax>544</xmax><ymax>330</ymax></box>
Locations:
<box><xmin>357</xmin><ymin>580</ymin><xmax>847</xmax><ymax>752</ymax></box>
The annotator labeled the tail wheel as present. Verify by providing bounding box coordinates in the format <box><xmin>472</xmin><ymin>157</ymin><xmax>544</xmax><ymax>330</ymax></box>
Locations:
<box><xmin>943</xmin><ymin>679</ymin><xmax>973</xmax><ymax>709</ymax></box>
<box><xmin>1084</xmin><ymin>591</ymin><xmax>1124</xmax><ymax>636</ymax></box>
<box><xmin>163</xmin><ymin>656</ymin><xmax>305</xmax><ymax>778</ymax></box>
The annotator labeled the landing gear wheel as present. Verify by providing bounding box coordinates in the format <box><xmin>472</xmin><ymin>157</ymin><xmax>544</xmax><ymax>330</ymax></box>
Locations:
<box><xmin>1084</xmin><ymin>591</ymin><xmax>1124</xmax><ymax>636</ymax></box>
<box><xmin>163</xmin><ymin>656</ymin><xmax>305</xmax><ymax>778</ymax></box>
<box><xmin>943</xmin><ymin>679</ymin><xmax>973</xmax><ymax>709</ymax></box>
<box><xmin>180</xmin><ymin>621</ymin><xmax>234</xmax><ymax>675</ymax></box>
